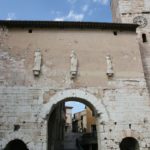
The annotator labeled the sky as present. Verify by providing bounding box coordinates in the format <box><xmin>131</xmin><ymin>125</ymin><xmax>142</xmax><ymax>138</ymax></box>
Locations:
<box><xmin>0</xmin><ymin>0</ymin><xmax>112</xmax><ymax>22</ymax></box>
<box><xmin>65</xmin><ymin>101</ymin><xmax>86</xmax><ymax>114</ymax></box>
<box><xmin>0</xmin><ymin>0</ymin><xmax>112</xmax><ymax>114</ymax></box>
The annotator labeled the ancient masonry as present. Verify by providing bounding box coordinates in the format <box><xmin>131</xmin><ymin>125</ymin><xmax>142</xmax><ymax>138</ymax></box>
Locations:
<box><xmin>0</xmin><ymin>0</ymin><xmax>150</xmax><ymax>150</ymax></box>
<box><xmin>111</xmin><ymin>0</ymin><xmax>150</xmax><ymax>91</ymax></box>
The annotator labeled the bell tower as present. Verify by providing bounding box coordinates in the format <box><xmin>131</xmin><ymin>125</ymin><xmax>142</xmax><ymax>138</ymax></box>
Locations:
<box><xmin>111</xmin><ymin>0</ymin><xmax>150</xmax><ymax>28</ymax></box>
<box><xmin>111</xmin><ymin>0</ymin><xmax>150</xmax><ymax>92</ymax></box>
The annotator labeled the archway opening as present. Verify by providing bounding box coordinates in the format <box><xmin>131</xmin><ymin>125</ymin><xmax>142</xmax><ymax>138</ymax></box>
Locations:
<box><xmin>47</xmin><ymin>98</ymin><xmax>98</xmax><ymax>150</ymax></box>
<box><xmin>4</xmin><ymin>139</ymin><xmax>28</xmax><ymax>150</ymax></box>
<box><xmin>120</xmin><ymin>137</ymin><xmax>140</xmax><ymax>150</ymax></box>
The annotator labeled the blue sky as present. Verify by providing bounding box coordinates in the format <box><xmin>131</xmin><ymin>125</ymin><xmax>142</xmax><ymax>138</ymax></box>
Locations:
<box><xmin>0</xmin><ymin>0</ymin><xmax>112</xmax><ymax>22</ymax></box>
<box><xmin>65</xmin><ymin>101</ymin><xmax>85</xmax><ymax>114</ymax></box>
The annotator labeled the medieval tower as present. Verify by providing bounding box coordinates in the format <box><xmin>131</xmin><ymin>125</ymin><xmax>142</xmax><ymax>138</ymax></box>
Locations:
<box><xmin>111</xmin><ymin>0</ymin><xmax>150</xmax><ymax>91</ymax></box>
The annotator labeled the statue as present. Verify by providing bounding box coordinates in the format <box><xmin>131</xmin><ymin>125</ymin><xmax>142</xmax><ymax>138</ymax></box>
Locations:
<box><xmin>70</xmin><ymin>50</ymin><xmax>78</xmax><ymax>79</ymax></box>
<box><xmin>106</xmin><ymin>55</ymin><xmax>114</xmax><ymax>77</ymax></box>
<box><xmin>33</xmin><ymin>49</ymin><xmax>42</xmax><ymax>76</ymax></box>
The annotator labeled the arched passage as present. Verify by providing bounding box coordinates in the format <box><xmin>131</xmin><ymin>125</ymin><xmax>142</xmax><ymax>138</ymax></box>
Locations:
<box><xmin>44</xmin><ymin>89</ymin><xmax>106</xmax><ymax>150</ymax></box>
<box><xmin>48</xmin><ymin>99</ymin><xmax>98</xmax><ymax>150</ymax></box>
<box><xmin>4</xmin><ymin>139</ymin><xmax>29</xmax><ymax>150</ymax></box>
<box><xmin>120</xmin><ymin>137</ymin><xmax>140</xmax><ymax>150</ymax></box>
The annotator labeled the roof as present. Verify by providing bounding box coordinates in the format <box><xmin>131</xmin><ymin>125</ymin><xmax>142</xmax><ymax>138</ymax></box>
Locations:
<box><xmin>65</xmin><ymin>106</ymin><xmax>73</xmax><ymax>109</ymax></box>
<box><xmin>0</xmin><ymin>20</ymin><xmax>138</xmax><ymax>31</ymax></box>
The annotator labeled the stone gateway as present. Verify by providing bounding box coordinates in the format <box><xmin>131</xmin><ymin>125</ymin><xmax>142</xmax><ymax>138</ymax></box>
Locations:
<box><xmin>0</xmin><ymin>0</ymin><xmax>150</xmax><ymax>150</ymax></box>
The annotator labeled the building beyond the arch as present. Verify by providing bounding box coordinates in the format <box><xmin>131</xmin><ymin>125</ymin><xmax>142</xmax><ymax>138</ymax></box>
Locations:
<box><xmin>1</xmin><ymin>1</ymin><xmax>150</xmax><ymax>149</ymax></box>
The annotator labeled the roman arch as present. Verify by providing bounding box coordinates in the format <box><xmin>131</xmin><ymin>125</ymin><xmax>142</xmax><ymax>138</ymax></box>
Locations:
<box><xmin>40</xmin><ymin>89</ymin><xmax>109</xmax><ymax>150</ymax></box>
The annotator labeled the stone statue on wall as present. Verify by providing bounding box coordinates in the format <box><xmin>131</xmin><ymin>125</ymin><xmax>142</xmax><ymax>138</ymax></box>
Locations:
<box><xmin>70</xmin><ymin>50</ymin><xmax>78</xmax><ymax>79</ymax></box>
<box><xmin>106</xmin><ymin>55</ymin><xmax>114</xmax><ymax>77</ymax></box>
<box><xmin>33</xmin><ymin>49</ymin><xmax>42</xmax><ymax>76</ymax></box>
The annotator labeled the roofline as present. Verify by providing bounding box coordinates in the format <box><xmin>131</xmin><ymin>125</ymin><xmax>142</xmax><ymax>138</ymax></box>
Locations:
<box><xmin>0</xmin><ymin>20</ymin><xmax>138</xmax><ymax>31</ymax></box>
<box><xmin>65</xmin><ymin>106</ymin><xmax>73</xmax><ymax>109</ymax></box>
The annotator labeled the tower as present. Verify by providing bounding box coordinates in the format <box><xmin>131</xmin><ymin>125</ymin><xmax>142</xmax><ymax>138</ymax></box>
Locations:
<box><xmin>111</xmin><ymin>0</ymin><xmax>150</xmax><ymax>92</ymax></box>
<box><xmin>111</xmin><ymin>0</ymin><xmax>150</xmax><ymax>27</ymax></box>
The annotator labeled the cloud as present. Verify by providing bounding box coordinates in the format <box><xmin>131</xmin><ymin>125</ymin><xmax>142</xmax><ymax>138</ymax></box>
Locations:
<box><xmin>54</xmin><ymin>10</ymin><xmax>84</xmax><ymax>21</ymax></box>
<box><xmin>67</xmin><ymin>10</ymin><xmax>84</xmax><ymax>21</ymax></box>
<box><xmin>82</xmin><ymin>4</ymin><xmax>89</xmax><ymax>12</ymax></box>
<box><xmin>54</xmin><ymin>17</ymin><xmax>64</xmax><ymax>21</ymax></box>
<box><xmin>6</xmin><ymin>13</ymin><xmax>16</xmax><ymax>20</ymax></box>
<box><xmin>93</xmin><ymin>0</ymin><xmax>109</xmax><ymax>5</ymax></box>
<box><xmin>67</xmin><ymin>0</ymin><xmax>77</xmax><ymax>4</ymax></box>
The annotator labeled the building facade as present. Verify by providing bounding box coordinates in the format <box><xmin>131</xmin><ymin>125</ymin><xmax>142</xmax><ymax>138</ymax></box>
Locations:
<box><xmin>72</xmin><ymin>107</ymin><xmax>96</xmax><ymax>133</ymax></box>
<box><xmin>73</xmin><ymin>109</ymin><xmax>87</xmax><ymax>133</ymax></box>
<box><xmin>65</xmin><ymin>106</ymin><xmax>73</xmax><ymax>132</ymax></box>
<box><xmin>0</xmin><ymin>1</ymin><xmax>150</xmax><ymax>149</ymax></box>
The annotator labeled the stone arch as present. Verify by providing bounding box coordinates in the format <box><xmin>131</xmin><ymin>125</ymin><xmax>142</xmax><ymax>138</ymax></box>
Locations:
<box><xmin>118</xmin><ymin>129</ymin><xmax>147</xmax><ymax>149</ymax></box>
<box><xmin>4</xmin><ymin>139</ymin><xmax>29</xmax><ymax>150</ymax></box>
<box><xmin>43</xmin><ymin>89</ymin><xmax>106</xmax><ymax>150</ymax></box>
<box><xmin>119</xmin><ymin>129</ymin><xmax>144</xmax><ymax>142</ymax></box>
<box><xmin>40</xmin><ymin>89</ymin><xmax>107</xmax><ymax>120</ymax></box>
<box><xmin>1</xmin><ymin>133</ymin><xmax>32</xmax><ymax>150</ymax></box>
<box><xmin>119</xmin><ymin>137</ymin><xmax>140</xmax><ymax>150</ymax></box>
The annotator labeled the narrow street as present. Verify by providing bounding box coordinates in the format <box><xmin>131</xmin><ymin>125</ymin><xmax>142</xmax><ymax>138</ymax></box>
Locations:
<box><xmin>63</xmin><ymin>132</ymin><xmax>82</xmax><ymax>150</ymax></box>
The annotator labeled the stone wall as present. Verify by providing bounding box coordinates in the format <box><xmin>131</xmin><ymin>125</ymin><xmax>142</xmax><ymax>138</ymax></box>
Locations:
<box><xmin>111</xmin><ymin>0</ymin><xmax>150</xmax><ymax>94</ymax></box>
<box><xmin>0</xmin><ymin>83</ymin><xmax>150</xmax><ymax>150</ymax></box>
<box><xmin>0</xmin><ymin>27</ymin><xmax>150</xmax><ymax>150</ymax></box>
<box><xmin>0</xmin><ymin>27</ymin><xmax>144</xmax><ymax>87</ymax></box>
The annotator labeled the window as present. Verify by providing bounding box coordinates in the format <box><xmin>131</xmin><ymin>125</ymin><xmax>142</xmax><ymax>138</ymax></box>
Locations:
<box><xmin>28</xmin><ymin>29</ymin><xmax>32</xmax><ymax>33</ymax></box>
<box><xmin>142</xmin><ymin>33</ymin><xmax>147</xmax><ymax>43</ymax></box>
<box><xmin>113</xmin><ymin>31</ymin><xmax>118</xmax><ymax>36</ymax></box>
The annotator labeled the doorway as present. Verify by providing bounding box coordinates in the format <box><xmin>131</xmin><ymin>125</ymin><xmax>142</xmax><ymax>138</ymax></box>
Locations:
<box><xmin>120</xmin><ymin>137</ymin><xmax>140</xmax><ymax>150</ymax></box>
<box><xmin>47</xmin><ymin>98</ymin><xmax>98</xmax><ymax>150</ymax></box>
<box><xmin>4</xmin><ymin>139</ymin><xmax>29</xmax><ymax>150</ymax></box>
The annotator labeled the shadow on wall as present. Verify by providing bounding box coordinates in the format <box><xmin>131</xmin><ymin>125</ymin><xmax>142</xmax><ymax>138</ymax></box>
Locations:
<box><xmin>4</xmin><ymin>139</ymin><xmax>29</xmax><ymax>150</ymax></box>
